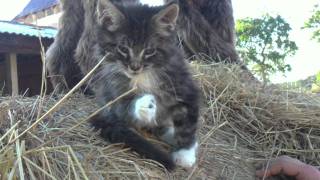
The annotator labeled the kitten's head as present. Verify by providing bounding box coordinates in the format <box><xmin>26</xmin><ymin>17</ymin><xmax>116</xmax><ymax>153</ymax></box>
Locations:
<box><xmin>96</xmin><ymin>0</ymin><xmax>180</xmax><ymax>77</ymax></box>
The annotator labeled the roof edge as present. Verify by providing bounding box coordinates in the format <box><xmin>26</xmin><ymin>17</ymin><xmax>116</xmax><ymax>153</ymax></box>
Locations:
<box><xmin>0</xmin><ymin>20</ymin><xmax>57</xmax><ymax>30</ymax></box>
<box><xmin>13</xmin><ymin>0</ymin><xmax>59</xmax><ymax>21</ymax></box>
<box><xmin>0</xmin><ymin>20</ymin><xmax>57</xmax><ymax>39</ymax></box>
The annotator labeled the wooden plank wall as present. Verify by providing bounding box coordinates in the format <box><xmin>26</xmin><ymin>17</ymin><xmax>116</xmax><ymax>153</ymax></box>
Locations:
<box><xmin>0</xmin><ymin>34</ymin><xmax>53</xmax><ymax>55</ymax></box>
<box><xmin>0</xmin><ymin>34</ymin><xmax>54</xmax><ymax>96</ymax></box>
<box><xmin>0</xmin><ymin>54</ymin><xmax>6</xmax><ymax>94</ymax></box>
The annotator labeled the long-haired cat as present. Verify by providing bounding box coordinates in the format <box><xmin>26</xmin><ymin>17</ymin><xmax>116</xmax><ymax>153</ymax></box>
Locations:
<box><xmin>47</xmin><ymin>0</ymin><xmax>200</xmax><ymax>170</ymax></box>
<box><xmin>47</xmin><ymin>0</ymin><xmax>257</xmax><ymax>92</ymax></box>
<box><xmin>46</xmin><ymin>0</ymin><xmax>139</xmax><ymax>92</ymax></box>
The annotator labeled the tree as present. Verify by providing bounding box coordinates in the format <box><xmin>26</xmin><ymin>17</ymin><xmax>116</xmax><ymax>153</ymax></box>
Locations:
<box><xmin>304</xmin><ymin>4</ymin><xmax>320</xmax><ymax>42</ymax></box>
<box><xmin>236</xmin><ymin>14</ymin><xmax>298</xmax><ymax>84</ymax></box>
<box><xmin>317</xmin><ymin>71</ymin><xmax>320</xmax><ymax>85</ymax></box>
<box><xmin>311</xmin><ymin>71</ymin><xmax>320</xmax><ymax>93</ymax></box>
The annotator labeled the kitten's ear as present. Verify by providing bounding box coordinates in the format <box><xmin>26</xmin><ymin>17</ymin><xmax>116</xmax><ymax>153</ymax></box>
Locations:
<box><xmin>97</xmin><ymin>0</ymin><xmax>125</xmax><ymax>31</ymax></box>
<box><xmin>153</xmin><ymin>3</ymin><xmax>179</xmax><ymax>36</ymax></box>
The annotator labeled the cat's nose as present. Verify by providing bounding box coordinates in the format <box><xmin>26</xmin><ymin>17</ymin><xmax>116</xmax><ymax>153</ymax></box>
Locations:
<box><xmin>130</xmin><ymin>64</ymin><xmax>142</xmax><ymax>72</ymax></box>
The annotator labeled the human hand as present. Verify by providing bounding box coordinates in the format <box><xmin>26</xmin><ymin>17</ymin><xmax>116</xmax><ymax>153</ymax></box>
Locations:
<box><xmin>256</xmin><ymin>156</ymin><xmax>320</xmax><ymax>180</ymax></box>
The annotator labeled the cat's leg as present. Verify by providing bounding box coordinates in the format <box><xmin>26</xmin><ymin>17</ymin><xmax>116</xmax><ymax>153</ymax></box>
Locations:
<box><xmin>152</xmin><ymin>126</ymin><xmax>176</xmax><ymax>146</ymax></box>
<box><xmin>132</xmin><ymin>94</ymin><xmax>157</xmax><ymax>127</ymax></box>
<box><xmin>170</xmin><ymin>104</ymin><xmax>199</xmax><ymax>168</ymax></box>
<box><xmin>90</xmin><ymin>111</ymin><xmax>175</xmax><ymax>170</ymax></box>
<box><xmin>172</xmin><ymin>141</ymin><xmax>198</xmax><ymax>168</ymax></box>
<box><xmin>46</xmin><ymin>0</ymin><xmax>84</xmax><ymax>93</ymax></box>
<box><xmin>159</xmin><ymin>126</ymin><xmax>176</xmax><ymax>145</ymax></box>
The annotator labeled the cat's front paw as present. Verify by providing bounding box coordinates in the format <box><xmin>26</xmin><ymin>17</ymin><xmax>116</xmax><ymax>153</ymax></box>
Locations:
<box><xmin>172</xmin><ymin>142</ymin><xmax>198</xmax><ymax>169</ymax></box>
<box><xmin>134</xmin><ymin>94</ymin><xmax>157</xmax><ymax>126</ymax></box>
<box><xmin>159</xmin><ymin>127</ymin><xmax>176</xmax><ymax>145</ymax></box>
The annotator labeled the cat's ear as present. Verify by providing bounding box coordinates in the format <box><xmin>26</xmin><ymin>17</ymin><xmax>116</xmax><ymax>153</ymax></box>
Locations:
<box><xmin>153</xmin><ymin>3</ymin><xmax>179</xmax><ymax>36</ymax></box>
<box><xmin>97</xmin><ymin>0</ymin><xmax>125</xmax><ymax>31</ymax></box>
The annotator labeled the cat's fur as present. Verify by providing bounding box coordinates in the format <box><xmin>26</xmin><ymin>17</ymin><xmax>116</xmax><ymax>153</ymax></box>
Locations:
<box><xmin>46</xmin><ymin>0</ymin><xmax>139</xmax><ymax>92</ymax></box>
<box><xmin>166</xmin><ymin>0</ymin><xmax>258</xmax><ymax>81</ymax></box>
<box><xmin>47</xmin><ymin>0</ymin><xmax>199</xmax><ymax>170</ymax></box>
<box><xmin>46</xmin><ymin>0</ymin><xmax>85</xmax><ymax>92</ymax></box>
<box><xmin>165</xmin><ymin>0</ymin><xmax>239</xmax><ymax>62</ymax></box>
<box><xmin>47</xmin><ymin>0</ymin><xmax>257</xmax><ymax>92</ymax></box>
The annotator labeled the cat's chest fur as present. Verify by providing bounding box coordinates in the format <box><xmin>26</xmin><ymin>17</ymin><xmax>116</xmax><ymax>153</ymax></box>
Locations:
<box><xmin>129</xmin><ymin>71</ymin><xmax>160</xmax><ymax>93</ymax></box>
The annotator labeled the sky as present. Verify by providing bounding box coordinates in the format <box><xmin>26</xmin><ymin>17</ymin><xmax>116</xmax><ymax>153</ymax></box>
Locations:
<box><xmin>0</xmin><ymin>0</ymin><xmax>319</xmax><ymax>83</ymax></box>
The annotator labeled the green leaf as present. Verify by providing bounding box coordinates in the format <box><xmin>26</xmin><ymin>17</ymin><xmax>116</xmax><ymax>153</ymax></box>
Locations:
<box><xmin>304</xmin><ymin>4</ymin><xmax>320</xmax><ymax>42</ymax></box>
<box><xmin>236</xmin><ymin>14</ymin><xmax>298</xmax><ymax>84</ymax></box>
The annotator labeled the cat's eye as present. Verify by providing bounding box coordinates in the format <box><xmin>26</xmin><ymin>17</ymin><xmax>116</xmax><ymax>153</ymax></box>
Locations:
<box><xmin>117</xmin><ymin>45</ymin><xmax>130</xmax><ymax>57</ymax></box>
<box><xmin>143</xmin><ymin>48</ymin><xmax>157</xmax><ymax>59</ymax></box>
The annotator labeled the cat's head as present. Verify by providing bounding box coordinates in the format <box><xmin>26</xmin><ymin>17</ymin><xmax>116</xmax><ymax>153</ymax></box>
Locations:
<box><xmin>96</xmin><ymin>0</ymin><xmax>180</xmax><ymax>77</ymax></box>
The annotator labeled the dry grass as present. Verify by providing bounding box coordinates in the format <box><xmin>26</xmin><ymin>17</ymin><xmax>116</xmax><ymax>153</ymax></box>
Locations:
<box><xmin>0</xmin><ymin>63</ymin><xmax>320</xmax><ymax>180</ymax></box>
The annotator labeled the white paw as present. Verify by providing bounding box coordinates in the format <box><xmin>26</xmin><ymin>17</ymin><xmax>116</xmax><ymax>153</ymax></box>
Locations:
<box><xmin>134</xmin><ymin>94</ymin><xmax>157</xmax><ymax>126</ymax></box>
<box><xmin>172</xmin><ymin>142</ymin><xmax>198</xmax><ymax>168</ymax></box>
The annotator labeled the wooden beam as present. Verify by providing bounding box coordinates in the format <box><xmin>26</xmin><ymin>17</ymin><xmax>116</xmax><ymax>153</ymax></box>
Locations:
<box><xmin>5</xmin><ymin>53</ymin><xmax>19</xmax><ymax>96</ymax></box>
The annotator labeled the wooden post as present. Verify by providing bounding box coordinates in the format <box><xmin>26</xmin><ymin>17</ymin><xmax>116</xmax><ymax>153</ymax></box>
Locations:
<box><xmin>5</xmin><ymin>53</ymin><xmax>19</xmax><ymax>96</ymax></box>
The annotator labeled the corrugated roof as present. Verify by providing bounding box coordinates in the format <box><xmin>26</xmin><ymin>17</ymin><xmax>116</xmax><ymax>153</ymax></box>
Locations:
<box><xmin>0</xmin><ymin>21</ymin><xmax>57</xmax><ymax>39</ymax></box>
<box><xmin>15</xmin><ymin>0</ymin><xmax>59</xmax><ymax>19</ymax></box>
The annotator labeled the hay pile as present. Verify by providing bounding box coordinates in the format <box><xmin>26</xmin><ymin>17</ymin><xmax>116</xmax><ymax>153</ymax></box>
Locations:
<box><xmin>0</xmin><ymin>63</ymin><xmax>319</xmax><ymax>180</ymax></box>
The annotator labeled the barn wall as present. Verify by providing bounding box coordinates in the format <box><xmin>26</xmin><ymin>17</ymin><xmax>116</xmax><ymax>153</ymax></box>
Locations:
<box><xmin>17</xmin><ymin>54</ymin><xmax>52</xmax><ymax>96</ymax></box>
<box><xmin>0</xmin><ymin>53</ymin><xmax>7</xmax><ymax>94</ymax></box>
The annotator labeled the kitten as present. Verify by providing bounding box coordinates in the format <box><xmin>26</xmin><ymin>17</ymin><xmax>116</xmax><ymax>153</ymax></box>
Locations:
<box><xmin>47</xmin><ymin>0</ymin><xmax>255</xmax><ymax>92</ymax></box>
<box><xmin>46</xmin><ymin>0</ymin><xmax>139</xmax><ymax>93</ymax></box>
<box><xmin>48</xmin><ymin>0</ymin><xmax>200</xmax><ymax>170</ymax></box>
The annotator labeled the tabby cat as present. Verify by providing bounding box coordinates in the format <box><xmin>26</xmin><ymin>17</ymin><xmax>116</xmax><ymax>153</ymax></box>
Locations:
<box><xmin>47</xmin><ymin>0</ymin><xmax>200</xmax><ymax>170</ymax></box>
<box><xmin>46</xmin><ymin>0</ymin><xmax>139</xmax><ymax>92</ymax></box>
<box><xmin>47</xmin><ymin>0</ymin><xmax>255</xmax><ymax>92</ymax></box>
